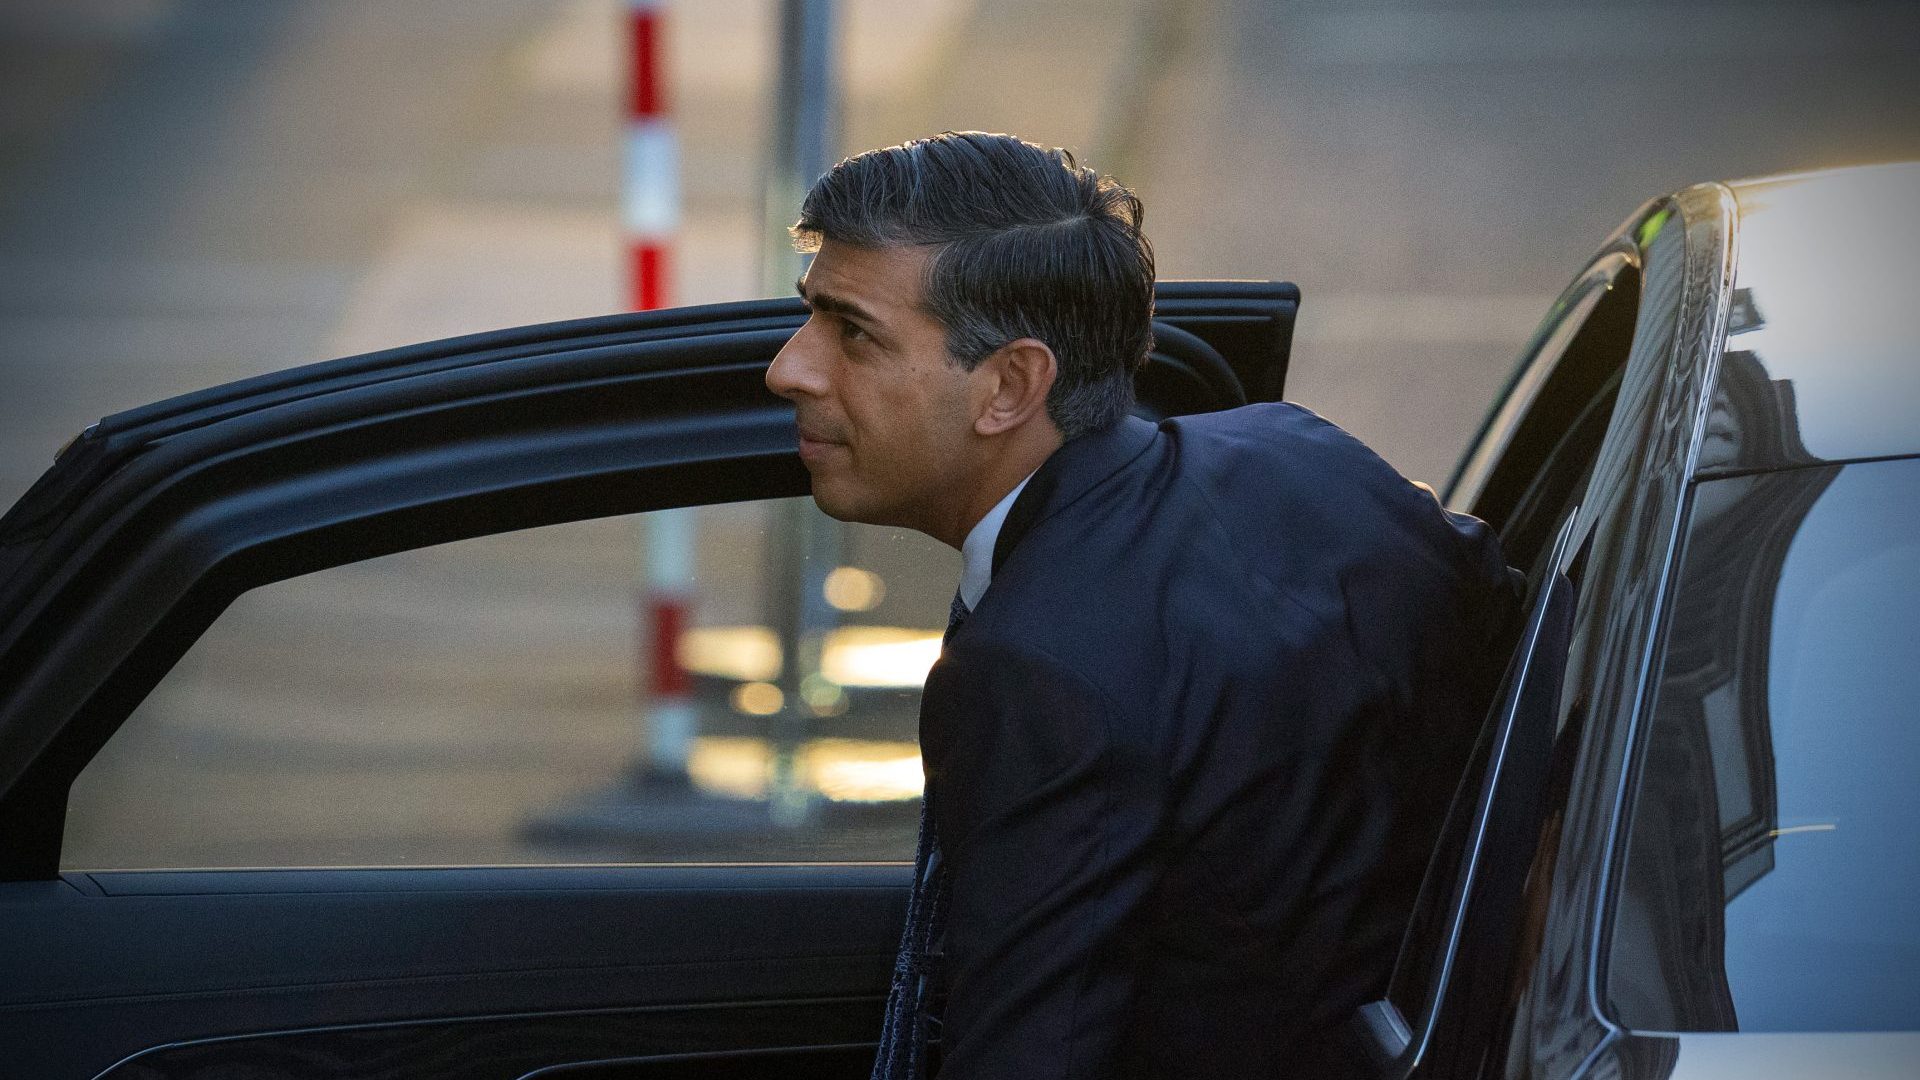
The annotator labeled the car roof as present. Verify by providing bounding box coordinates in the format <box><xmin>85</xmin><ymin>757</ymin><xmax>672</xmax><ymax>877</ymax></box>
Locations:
<box><xmin>1700</xmin><ymin>161</ymin><xmax>1920</xmax><ymax>475</ymax></box>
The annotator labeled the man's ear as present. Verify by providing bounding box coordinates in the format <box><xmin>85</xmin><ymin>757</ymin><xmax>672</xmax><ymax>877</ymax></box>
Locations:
<box><xmin>974</xmin><ymin>337</ymin><xmax>1058</xmax><ymax>437</ymax></box>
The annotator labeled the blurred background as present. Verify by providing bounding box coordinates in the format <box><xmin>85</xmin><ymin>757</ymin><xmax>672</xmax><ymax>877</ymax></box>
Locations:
<box><xmin>4</xmin><ymin>0</ymin><xmax>1918</xmax><ymax>869</ymax></box>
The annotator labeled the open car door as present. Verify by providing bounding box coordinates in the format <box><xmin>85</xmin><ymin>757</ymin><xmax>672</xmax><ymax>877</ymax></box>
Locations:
<box><xmin>0</xmin><ymin>283</ymin><xmax>1297</xmax><ymax>1079</ymax></box>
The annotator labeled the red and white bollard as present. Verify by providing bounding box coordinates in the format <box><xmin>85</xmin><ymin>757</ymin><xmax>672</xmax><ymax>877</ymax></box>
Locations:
<box><xmin>624</xmin><ymin>0</ymin><xmax>676</xmax><ymax>312</ymax></box>
<box><xmin>627</xmin><ymin>0</ymin><xmax>696</xmax><ymax>784</ymax></box>
<box><xmin>639</xmin><ymin>507</ymin><xmax>697</xmax><ymax>784</ymax></box>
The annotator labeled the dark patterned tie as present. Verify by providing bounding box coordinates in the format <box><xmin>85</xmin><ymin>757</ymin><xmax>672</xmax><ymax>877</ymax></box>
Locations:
<box><xmin>871</xmin><ymin>593</ymin><xmax>967</xmax><ymax>1080</ymax></box>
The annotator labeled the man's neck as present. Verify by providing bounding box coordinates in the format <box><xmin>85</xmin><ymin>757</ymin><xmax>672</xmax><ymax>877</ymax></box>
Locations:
<box><xmin>958</xmin><ymin>469</ymin><xmax>1035</xmax><ymax>609</ymax></box>
<box><xmin>938</xmin><ymin>429</ymin><xmax>1063</xmax><ymax>549</ymax></box>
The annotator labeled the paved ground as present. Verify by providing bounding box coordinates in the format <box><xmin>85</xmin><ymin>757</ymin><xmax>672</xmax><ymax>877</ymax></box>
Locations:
<box><xmin>4</xmin><ymin>0</ymin><xmax>1918</xmax><ymax>868</ymax></box>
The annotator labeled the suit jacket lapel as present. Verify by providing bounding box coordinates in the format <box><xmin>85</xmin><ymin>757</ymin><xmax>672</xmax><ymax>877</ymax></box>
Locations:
<box><xmin>992</xmin><ymin>414</ymin><xmax>1159</xmax><ymax>575</ymax></box>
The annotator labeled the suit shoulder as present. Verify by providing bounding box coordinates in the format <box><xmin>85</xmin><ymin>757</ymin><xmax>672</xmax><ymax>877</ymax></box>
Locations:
<box><xmin>1160</xmin><ymin>402</ymin><xmax>1513</xmax><ymax>610</ymax></box>
<box><xmin>1169</xmin><ymin>402</ymin><xmax>1401</xmax><ymax>481</ymax></box>
<box><xmin>1161</xmin><ymin>402</ymin><xmax>1433</xmax><ymax>537</ymax></box>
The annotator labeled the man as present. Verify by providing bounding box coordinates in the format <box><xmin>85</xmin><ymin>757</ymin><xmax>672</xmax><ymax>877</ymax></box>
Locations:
<box><xmin>765</xmin><ymin>132</ymin><xmax>1520</xmax><ymax>1079</ymax></box>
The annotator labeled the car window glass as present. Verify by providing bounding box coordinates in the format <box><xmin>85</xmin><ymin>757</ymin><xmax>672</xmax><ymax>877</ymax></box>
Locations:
<box><xmin>1451</xmin><ymin>257</ymin><xmax>1639</xmax><ymax>561</ymax></box>
<box><xmin>62</xmin><ymin>498</ymin><xmax>952</xmax><ymax>869</ymax></box>
<box><xmin>1607</xmin><ymin>457</ymin><xmax>1920</xmax><ymax>1032</ymax></box>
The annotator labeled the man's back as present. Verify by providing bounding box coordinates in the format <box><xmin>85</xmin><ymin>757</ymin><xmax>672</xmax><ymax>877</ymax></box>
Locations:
<box><xmin>921</xmin><ymin>403</ymin><xmax>1521</xmax><ymax>1078</ymax></box>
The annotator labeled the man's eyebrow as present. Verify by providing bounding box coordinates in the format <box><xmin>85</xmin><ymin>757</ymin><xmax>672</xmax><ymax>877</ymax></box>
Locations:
<box><xmin>794</xmin><ymin>278</ymin><xmax>880</xmax><ymax>325</ymax></box>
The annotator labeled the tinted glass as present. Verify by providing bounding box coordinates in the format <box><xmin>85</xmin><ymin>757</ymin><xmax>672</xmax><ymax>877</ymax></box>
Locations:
<box><xmin>63</xmin><ymin>498</ymin><xmax>952</xmax><ymax>869</ymax></box>
<box><xmin>1608</xmin><ymin>457</ymin><xmax>1920</xmax><ymax>1031</ymax></box>
<box><xmin>1450</xmin><ymin>257</ymin><xmax>1639</xmax><ymax>560</ymax></box>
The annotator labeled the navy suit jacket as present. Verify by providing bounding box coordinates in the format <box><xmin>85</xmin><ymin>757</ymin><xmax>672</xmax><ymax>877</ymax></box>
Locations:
<box><xmin>918</xmin><ymin>404</ymin><xmax>1521</xmax><ymax>1078</ymax></box>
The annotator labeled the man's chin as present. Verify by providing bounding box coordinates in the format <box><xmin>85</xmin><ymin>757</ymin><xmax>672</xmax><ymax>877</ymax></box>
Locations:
<box><xmin>808</xmin><ymin>493</ymin><xmax>857</xmax><ymax>523</ymax></box>
<box><xmin>805</xmin><ymin>481</ymin><xmax>892</xmax><ymax>529</ymax></box>
<box><xmin>804</xmin><ymin>480</ymin><xmax>861</xmax><ymax>524</ymax></box>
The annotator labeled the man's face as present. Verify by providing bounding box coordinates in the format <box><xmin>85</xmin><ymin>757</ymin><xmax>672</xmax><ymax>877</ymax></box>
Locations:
<box><xmin>765</xmin><ymin>239</ymin><xmax>982</xmax><ymax>537</ymax></box>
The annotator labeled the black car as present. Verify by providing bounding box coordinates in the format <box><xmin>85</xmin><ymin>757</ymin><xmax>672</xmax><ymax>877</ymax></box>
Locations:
<box><xmin>1390</xmin><ymin>161</ymin><xmax>1920</xmax><ymax>1079</ymax></box>
<box><xmin>1</xmin><ymin>162</ymin><xmax>1915</xmax><ymax>1078</ymax></box>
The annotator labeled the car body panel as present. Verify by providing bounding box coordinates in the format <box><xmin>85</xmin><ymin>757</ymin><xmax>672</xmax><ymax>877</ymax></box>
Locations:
<box><xmin>1448</xmin><ymin>164</ymin><xmax>1920</xmax><ymax>1079</ymax></box>
<box><xmin>1602</xmin><ymin>454</ymin><xmax>1920</xmax><ymax>1049</ymax></box>
<box><xmin>1356</xmin><ymin>515</ymin><xmax>1581</xmax><ymax>1079</ymax></box>
<box><xmin>1441</xmin><ymin>179</ymin><xmax>1742</xmax><ymax>1078</ymax></box>
<box><xmin>2</xmin><ymin>865</ymin><xmax>901</xmax><ymax>1080</ymax></box>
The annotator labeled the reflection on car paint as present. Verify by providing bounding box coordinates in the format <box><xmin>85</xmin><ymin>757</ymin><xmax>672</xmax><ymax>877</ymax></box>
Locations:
<box><xmin>1612</xmin><ymin>459</ymin><xmax>1920</xmax><ymax>1034</ymax></box>
<box><xmin>1499</xmin><ymin>183</ymin><xmax>1737</xmax><ymax>1080</ymax></box>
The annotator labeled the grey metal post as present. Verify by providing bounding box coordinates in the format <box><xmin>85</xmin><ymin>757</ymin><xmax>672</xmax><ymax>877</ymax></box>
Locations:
<box><xmin>763</xmin><ymin>0</ymin><xmax>841</xmax><ymax>827</ymax></box>
<box><xmin>762</xmin><ymin>0</ymin><xmax>838</xmax><ymax>298</ymax></box>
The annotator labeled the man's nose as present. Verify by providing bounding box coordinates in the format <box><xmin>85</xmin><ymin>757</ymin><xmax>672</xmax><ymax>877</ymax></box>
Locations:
<box><xmin>765</xmin><ymin>323</ymin><xmax>823</xmax><ymax>401</ymax></box>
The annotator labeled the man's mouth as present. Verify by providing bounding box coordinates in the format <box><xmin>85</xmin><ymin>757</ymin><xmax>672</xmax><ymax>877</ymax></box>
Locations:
<box><xmin>795</xmin><ymin>425</ymin><xmax>845</xmax><ymax>461</ymax></box>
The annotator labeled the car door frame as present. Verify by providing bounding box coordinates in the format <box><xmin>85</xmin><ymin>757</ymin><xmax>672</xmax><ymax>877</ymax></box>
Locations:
<box><xmin>1435</xmin><ymin>181</ymin><xmax>1741</xmax><ymax>1078</ymax></box>
<box><xmin>0</xmin><ymin>283</ymin><xmax>1297</xmax><ymax>1079</ymax></box>
<box><xmin>1347</xmin><ymin>513</ymin><xmax>1582</xmax><ymax>1079</ymax></box>
<box><xmin>0</xmin><ymin>282</ymin><xmax>1298</xmax><ymax>881</ymax></box>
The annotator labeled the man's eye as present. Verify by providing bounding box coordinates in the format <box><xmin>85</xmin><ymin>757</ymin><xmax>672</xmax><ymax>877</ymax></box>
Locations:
<box><xmin>840</xmin><ymin>320</ymin><xmax>869</xmax><ymax>342</ymax></box>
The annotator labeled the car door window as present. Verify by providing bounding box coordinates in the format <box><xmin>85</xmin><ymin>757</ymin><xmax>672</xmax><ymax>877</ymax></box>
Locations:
<box><xmin>63</xmin><ymin>497</ymin><xmax>953</xmax><ymax>869</ymax></box>
<box><xmin>1607</xmin><ymin>456</ymin><xmax>1920</xmax><ymax>1032</ymax></box>
<box><xmin>1447</xmin><ymin>253</ymin><xmax>1639</xmax><ymax>560</ymax></box>
<box><xmin>2</xmin><ymin>287</ymin><xmax>1297</xmax><ymax>882</ymax></box>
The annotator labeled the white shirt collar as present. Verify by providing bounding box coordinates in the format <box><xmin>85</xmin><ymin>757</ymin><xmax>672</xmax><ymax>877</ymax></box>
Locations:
<box><xmin>958</xmin><ymin>471</ymin><xmax>1035</xmax><ymax>611</ymax></box>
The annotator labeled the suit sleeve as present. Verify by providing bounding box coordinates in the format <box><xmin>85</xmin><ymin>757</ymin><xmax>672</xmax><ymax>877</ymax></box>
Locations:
<box><xmin>920</xmin><ymin>638</ymin><xmax>1164</xmax><ymax>1078</ymax></box>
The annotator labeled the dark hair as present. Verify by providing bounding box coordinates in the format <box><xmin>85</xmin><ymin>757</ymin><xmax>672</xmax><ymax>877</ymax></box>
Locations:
<box><xmin>792</xmin><ymin>131</ymin><xmax>1154</xmax><ymax>439</ymax></box>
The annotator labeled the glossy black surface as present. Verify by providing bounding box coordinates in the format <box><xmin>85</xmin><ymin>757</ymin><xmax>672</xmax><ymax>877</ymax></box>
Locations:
<box><xmin>1469</xmin><ymin>165</ymin><xmax>1920</xmax><ymax>1079</ymax></box>
<box><xmin>0</xmin><ymin>864</ymin><xmax>904</xmax><ymax>1079</ymax></box>
<box><xmin>1483</xmin><ymin>181</ymin><xmax>1740</xmax><ymax>1079</ymax></box>
<box><xmin>1346</xmin><ymin>166</ymin><xmax>1920</xmax><ymax>1078</ymax></box>
<box><xmin>1609</xmin><ymin>458</ymin><xmax>1920</xmax><ymax>1033</ymax></box>
<box><xmin>1360</xmin><ymin>519</ymin><xmax>1577</xmax><ymax>1079</ymax></box>
<box><xmin>1446</xmin><ymin>245</ymin><xmax>1640</xmax><ymax>540</ymax></box>
<box><xmin>99</xmin><ymin>1006</ymin><xmax>877</xmax><ymax>1080</ymax></box>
